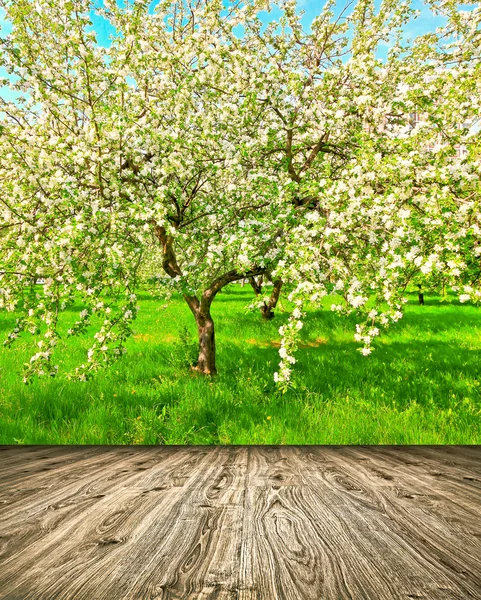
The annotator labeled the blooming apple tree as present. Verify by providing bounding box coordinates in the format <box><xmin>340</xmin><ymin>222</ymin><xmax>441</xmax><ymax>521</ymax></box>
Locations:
<box><xmin>0</xmin><ymin>0</ymin><xmax>292</xmax><ymax>380</ymax></box>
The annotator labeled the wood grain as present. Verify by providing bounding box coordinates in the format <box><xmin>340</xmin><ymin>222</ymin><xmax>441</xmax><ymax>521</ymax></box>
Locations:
<box><xmin>0</xmin><ymin>446</ymin><xmax>480</xmax><ymax>599</ymax></box>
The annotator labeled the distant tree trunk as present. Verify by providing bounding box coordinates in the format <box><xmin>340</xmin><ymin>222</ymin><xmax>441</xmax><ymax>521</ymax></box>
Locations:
<box><xmin>250</xmin><ymin>275</ymin><xmax>283</xmax><ymax>320</ymax></box>
<box><xmin>248</xmin><ymin>275</ymin><xmax>263</xmax><ymax>296</ymax></box>
<box><xmin>418</xmin><ymin>285</ymin><xmax>424</xmax><ymax>305</ymax></box>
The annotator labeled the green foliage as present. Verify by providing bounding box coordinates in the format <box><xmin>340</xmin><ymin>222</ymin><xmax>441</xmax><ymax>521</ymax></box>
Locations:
<box><xmin>0</xmin><ymin>285</ymin><xmax>480</xmax><ymax>444</ymax></box>
<box><xmin>168</xmin><ymin>326</ymin><xmax>198</xmax><ymax>370</ymax></box>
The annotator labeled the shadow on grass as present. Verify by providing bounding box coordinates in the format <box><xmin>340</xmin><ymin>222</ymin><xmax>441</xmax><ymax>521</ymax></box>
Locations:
<box><xmin>300</xmin><ymin>303</ymin><xmax>480</xmax><ymax>336</ymax></box>
<box><xmin>215</xmin><ymin>334</ymin><xmax>481</xmax><ymax>411</ymax></box>
<box><xmin>397</xmin><ymin>311</ymin><xmax>481</xmax><ymax>332</ymax></box>
<box><xmin>0</xmin><ymin>319</ymin><xmax>16</xmax><ymax>335</ymax></box>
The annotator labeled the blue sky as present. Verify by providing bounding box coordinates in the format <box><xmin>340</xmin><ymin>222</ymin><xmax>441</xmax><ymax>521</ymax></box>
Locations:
<box><xmin>0</xmin><ymin>0</ymin><xmax>456</xmax><ymax>47</ymax></box>
<box><xmin>86</xmin><ymin>0</ymin><xmax>451</xmax><ymax>48</ymax></box>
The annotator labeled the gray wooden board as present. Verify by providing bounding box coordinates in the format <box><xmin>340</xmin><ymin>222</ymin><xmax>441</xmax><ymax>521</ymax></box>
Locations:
<box><xmin>0</xmin><ymin>446</ymin><xmax>480</xmax><ymax>599</ymax></box>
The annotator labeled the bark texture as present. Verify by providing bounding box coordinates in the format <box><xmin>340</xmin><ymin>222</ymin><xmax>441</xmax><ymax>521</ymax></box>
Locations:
<box><xmin>193</xmin><ymin>310</ymin><xmax>216</xmax><ymax>375</ymax></box>
<box><xmin>250</xmin><ymin>276</ymin><xmax>283</xmax><ymax>320</ymax></box>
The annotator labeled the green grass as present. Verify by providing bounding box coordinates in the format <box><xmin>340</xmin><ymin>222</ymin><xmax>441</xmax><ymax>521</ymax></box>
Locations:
<box><xmin>0</xmin><ymin>285</ymin><xmax>480</xmax><ymax>444</ymax></box>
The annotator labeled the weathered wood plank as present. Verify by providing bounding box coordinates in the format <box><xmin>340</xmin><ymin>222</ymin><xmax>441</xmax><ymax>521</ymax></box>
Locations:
<box><xmin>0</xmin><ymin>446</ymin><xmax>480</xmax><ymax>600</ymax></box>
<box><xmin>299</xmin><ymin>447</ymin><xmax>481</xmax><ymax>599</ymax></box>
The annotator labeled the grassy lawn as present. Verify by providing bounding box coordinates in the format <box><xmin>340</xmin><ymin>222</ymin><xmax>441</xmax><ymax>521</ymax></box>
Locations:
<box><xmin>0</xmin><ymin>285</ymin><xmax>480</xmax><ymax>444</ymax></box>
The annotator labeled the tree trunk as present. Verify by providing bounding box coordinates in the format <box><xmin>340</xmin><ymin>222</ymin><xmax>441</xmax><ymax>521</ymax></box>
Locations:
<box><xmin>248</xmin><ymin>275</ymin><xmax>263</xmax><ymax>296</ymax></box>
<box><xmin>417</xmin><ymin>284</ymin><xmax>424</xmax><ymax>305</ymax></box>
<box><xmin>261</xmin><ymin>279</ymin><xmax>283</xmax><ymax>320</ymax></box>
<box><xmin>192</xmin><ymin>310</ymin><xmax>217</xmax><ymax>375</ymax></box>
<box><xmin>260</xmin><ymin>304</ymin><xmax>275</xmax><ymax>320</ymax></box>
<box><xmin>153</xmin><ymin>220</ymin><xmax>265</xmax><ymax>376</ymax></box>
<box><xmin>182</xmin><ymin>269</ymin><xmax>266</xmax><ymax>376</ymax></box>
<box><xmin>250</xmin><ymin>276</ymin><xmax>283</xmax><ymax>320</ymax></box>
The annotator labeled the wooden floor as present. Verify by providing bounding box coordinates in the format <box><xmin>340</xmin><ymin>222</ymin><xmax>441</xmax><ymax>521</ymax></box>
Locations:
<box><xmin>0</xmin><ymin>446</ymin><xmax>480</xmax><ymax>600</ymax></box>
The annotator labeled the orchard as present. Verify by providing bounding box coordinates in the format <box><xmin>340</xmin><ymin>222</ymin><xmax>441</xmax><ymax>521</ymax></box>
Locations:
<box><xmin>0</xmin><ymin>0</ymin><xmax>479</xmax><ymax>388</ymax></box>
